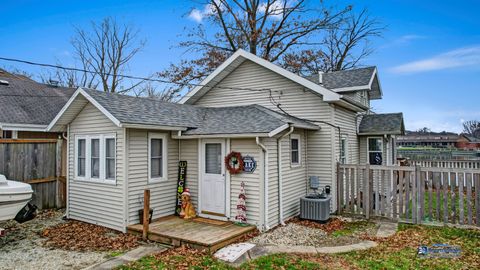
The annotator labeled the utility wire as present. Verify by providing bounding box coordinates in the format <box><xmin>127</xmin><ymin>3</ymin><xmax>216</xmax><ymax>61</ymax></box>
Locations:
<box><xmin>0</xmin><ymin>56</ymin><xmax>279</xmax><ymax>94</ymax></box>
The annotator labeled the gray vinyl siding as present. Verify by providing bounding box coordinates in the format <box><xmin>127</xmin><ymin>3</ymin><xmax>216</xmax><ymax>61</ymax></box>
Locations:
<box><xmin>192</xmin><ymin>60</ymin><xmax>336</xmax><ymax>213</ymax></box>
<box><xmin>67</xmin><ymin>103</ymin><xmax>125</xmax><ymax>231</ymax></box>
<box><xmin>344</xmin><ymin>90</ymin><xmax>369</xmax><ymax>108</ymax></box>
<box><xmin>280</xmin><ymin>130</ymin><xmax>308</xmax><ymax>220</ymax></box>
<box><xmin>127</xmin><ymin>129</ymin><xmax>179</xmax><ymax>225</ymax></box>
<box><xmin>334</xmin><ymin>105</ymin><xmax>359</xmax><ymax>165</ymax></box>
<box><xmin>230</xmin><ymin>139</ymin><xmax>263</xmax><ymax>226</ymax></box>
<box><xmin>179</xmin><ymin>139</ymin><xmax>199</xmax><ymax>207</ymax></box>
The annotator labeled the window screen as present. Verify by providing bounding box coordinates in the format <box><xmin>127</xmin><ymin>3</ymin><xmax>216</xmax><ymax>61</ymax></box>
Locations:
<box><xmin>205</xmin><ymin>143</ymin><xmax>221</xmax><ymax>174</ymax></box>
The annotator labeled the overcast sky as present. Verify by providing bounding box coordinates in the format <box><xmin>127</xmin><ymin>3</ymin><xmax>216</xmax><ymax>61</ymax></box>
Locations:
<box><xmin>1</xmin><ymin>0</ymin><xmax>479</xmax><ymax>133</ymax></box>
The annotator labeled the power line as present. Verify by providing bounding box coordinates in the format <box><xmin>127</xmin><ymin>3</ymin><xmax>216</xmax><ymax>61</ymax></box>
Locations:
<box><xmin>0</xmin><ymin>56</ymin><xmax>279</xmax><ymax>94</ymax></box>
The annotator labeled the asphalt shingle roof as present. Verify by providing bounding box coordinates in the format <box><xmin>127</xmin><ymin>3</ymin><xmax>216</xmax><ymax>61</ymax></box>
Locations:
<box><xmin>359</xmin><ymin>113</ymin><xmax>404</xmax><ymax>135</ymax></box>
<box><xmin>0</xmin><ymin>76</ymin><xmax>75</xmax><ymax>125</ymax></box>
<box><xmin>83</xmin><ymin>89</ymin><xmax>318</xmax><ymax>135</ymax></box>
<box><xmin>306</xmin><ymin>67</ymin><xmax>376</xmax><ymax>90</ymax></box>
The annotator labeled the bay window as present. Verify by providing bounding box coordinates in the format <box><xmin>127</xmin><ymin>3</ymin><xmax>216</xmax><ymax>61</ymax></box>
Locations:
<box><xmin>75</xmin><ymin>134</ymin><xmax>116</xmax><ymax>183</ymax></box>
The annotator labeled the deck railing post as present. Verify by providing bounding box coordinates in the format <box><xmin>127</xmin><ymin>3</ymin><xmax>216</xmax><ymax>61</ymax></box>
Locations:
<box><xmin>143</xmin><ymin>189</ymin><xmax>151</xmax><ymax>240</ymax></box>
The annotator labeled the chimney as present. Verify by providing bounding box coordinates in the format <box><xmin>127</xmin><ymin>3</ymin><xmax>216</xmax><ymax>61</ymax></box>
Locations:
<box><xmin>318</xmin><ymin>72</ymin><xmax>324</xmax><ymax>84</ymax></box>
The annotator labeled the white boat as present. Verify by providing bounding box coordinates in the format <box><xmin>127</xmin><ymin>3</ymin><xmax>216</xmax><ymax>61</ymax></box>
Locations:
<box><xmin>0</xmin><ymin>174</ymin><xmax>33</xmax><ymax>221</ymax></box>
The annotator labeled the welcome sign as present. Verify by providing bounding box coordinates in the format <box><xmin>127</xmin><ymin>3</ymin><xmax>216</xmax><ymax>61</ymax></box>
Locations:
<box><xmin>175</xmin><ymin>161</ymin><xmax>187</xmax><ymax>215</ymax></box>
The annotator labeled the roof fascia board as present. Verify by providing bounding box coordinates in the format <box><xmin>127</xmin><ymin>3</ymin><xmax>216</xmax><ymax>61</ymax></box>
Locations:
<box><xmin>179</xmin><ymin>49</ymin><xmax>341</xmax><ymax>104</ymax></box>
<box><xmin>0</xmin><ymin>123</ymin><xmax>48</xmax><ymax>132</ymax></box>
<box><xmin>178</xmin><ymin>50</ymin><xmax>246</xmax><ymax>104</ymax></box>
<box><xmin>334</xmin><ymin>99</ymin><xmax>367</xmax><ymax>112</ymax></box>
<box><xmin>121</xmin><ymin>123</ymin><xmax>188</xmax><ymax>131</ymax></box>
<box><xmin>79</xmin><ymin>88</ymin><xmax>121</xmax><ymax>127</ymax></box>
<box><xmin>358</xmin><ymin>131</ymin><xmax>403</xmax><ymax>136</ymax></box>
<box><xmin>268</xmin><ymin>124</ymin><xmax>289</xmax><ymax>137</ymax></box>
<box><xmin>173</xmin><ymin>132</ymin><xmax>270</xmax><ymax>139</ymax></box>
<box><xmin>47</xmin><ymin>87</ymin><xmax>122</xmax><ymax>131</ymax></box>
<box><xmin>46</xmin><ymin>88</ymin><xmax>83</xmax><ymax>131</ymax></box>
<box><xmin>331</xmin><ymin>85</ymin><xmax>370</xmax><ymax>92</ymax></box>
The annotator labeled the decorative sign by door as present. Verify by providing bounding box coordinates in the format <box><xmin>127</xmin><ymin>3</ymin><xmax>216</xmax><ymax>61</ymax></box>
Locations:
<box><xmin>175</xmin><ymin>161</ymin><xmax>187</xmax><ymax>215</ymax></box>
<box><xmin>242</xmin><ymin>156</ymin><xmax>257</xmax><ymax>173</ymax></box>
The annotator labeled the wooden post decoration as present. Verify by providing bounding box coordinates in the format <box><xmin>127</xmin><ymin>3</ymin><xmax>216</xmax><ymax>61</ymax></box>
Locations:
<box><xmin>143</xmin><ymin>189</ymin><xmax>150</xmax><ymax>240</ymax></box>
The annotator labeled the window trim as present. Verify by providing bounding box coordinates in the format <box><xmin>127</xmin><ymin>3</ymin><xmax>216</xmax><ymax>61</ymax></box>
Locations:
<box><xmin>148</xmin><ymin>133</ymin><xmax>168</xmax><ymax>183</ymax></box>
<box><xmin>340</xmin><ymin>135</ymin><xmax>348</xmax><ymax>164</ymax></box>
<box><xmin>290</xmin><ymin>134</ymin><xmax>301</xmax><ymax>167</ymax></box>
<box><xmin>367</xmin><ymin>137</ymin><xmax>383</xmax><ymax>165</ymax></box>
<box><xmin>104</xmin><ymin>135</ymin><xmax>116</xmax><ymax>180</ymax></box>
<box><xmin>74</xmin><ymin>133</ymin><xmax>116</xmax><ymax>185</ymax></box>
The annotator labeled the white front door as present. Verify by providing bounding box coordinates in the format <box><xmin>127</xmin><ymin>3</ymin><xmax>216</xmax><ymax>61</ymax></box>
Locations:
<box><xmin>200</xmin><ymin>140</ymin><xmax>226</xmax><ymax>217</ymax></box>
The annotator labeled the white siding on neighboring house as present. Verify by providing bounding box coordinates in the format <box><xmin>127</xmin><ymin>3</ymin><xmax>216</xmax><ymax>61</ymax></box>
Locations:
<box><xmin>127</xmin><ymin>129</ymin><xmax>179</xmax><ymax>225</ymax></box>
<box><xmin>192</xmin><ymin>60</ymin><xmax>336</xmax><ymax>212</ymax></box>
<box><xmin>67</xmin><ymin>103</ymin><xmax>125</xmax><ymax>231</ymax></box>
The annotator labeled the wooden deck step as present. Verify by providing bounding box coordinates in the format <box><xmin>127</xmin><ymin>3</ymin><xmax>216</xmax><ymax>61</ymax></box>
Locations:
<box><xmin>127</xmin><ymin>216</ymin><xmax>256</xmax><ymax>252</ymax></box>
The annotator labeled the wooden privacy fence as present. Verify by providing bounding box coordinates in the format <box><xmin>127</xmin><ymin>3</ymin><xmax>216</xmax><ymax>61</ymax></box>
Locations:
<box><xmin>337</xmin><ymin>163</ymin><xmax>480</xmax><ymax>227</ymax></box>
<box><xmin>0</xmin><ymin>139</ymin><xmax>66</xmax><ymax>209</ymax></box>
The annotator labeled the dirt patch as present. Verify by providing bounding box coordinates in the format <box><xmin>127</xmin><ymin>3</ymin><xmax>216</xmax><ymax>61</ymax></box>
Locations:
<box><xmin>42</xmin><ymin>220</ymin><xmax>141</xmax><ymax>252</ymax></box>
<box><xmin>290</xmin><ymin>217</ymin><xmax>345</xmax><ymax>233</ymax></box>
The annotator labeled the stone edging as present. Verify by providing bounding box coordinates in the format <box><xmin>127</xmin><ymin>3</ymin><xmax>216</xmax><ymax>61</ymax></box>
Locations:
<box><xmin>261</xmin><ymin>240</ymin><xmax>378</xmax><ymax>255</ymax></box>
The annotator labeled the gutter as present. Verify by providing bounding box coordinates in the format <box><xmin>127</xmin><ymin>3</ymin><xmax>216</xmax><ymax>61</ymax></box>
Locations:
<box><xmin>277</xmin><ymin>125</ymin><xmax>294</xmax><ymax>226</ymax></box>
<box><xmin>255</xmin><ymin>137</ymin><xmax>270</xmax><ymax>231</ymax></box>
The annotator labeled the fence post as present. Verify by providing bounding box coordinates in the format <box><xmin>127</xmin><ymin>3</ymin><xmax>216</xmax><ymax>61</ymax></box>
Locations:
<box><xmin>143</xmin><ymin>189</ymin><xmax>151</xmax><ymax>240</ymax></box>
<box><xmin>337</xmin><ymin>162</ymin><xmax>343</xmax><ymax>215</ymax></box>
<box><xmin>55</xmin><ymin>138</ymin><xmax>62</xmax><ymax>208</ymax></box>
<box><xmin>365</xmin><ymin>164</ymin><xmax>371</xmax><ymax>220</ymax></box>
<box><xmin>415</xmin><ymin>165</ymin><xmax>422</xmax><ymax>224</ymax></box>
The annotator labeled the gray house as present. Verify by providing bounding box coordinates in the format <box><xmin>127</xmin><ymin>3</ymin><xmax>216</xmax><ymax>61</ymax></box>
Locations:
<box><xmin>46</xmin><ymin>49</ymin><xmax>404</xmax><ymax>232</ymax></box>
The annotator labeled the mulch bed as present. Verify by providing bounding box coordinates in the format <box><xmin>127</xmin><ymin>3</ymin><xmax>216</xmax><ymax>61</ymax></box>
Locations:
<box><xmin>42</xmin><ymin>220</ymin><xmax>140</xmax><ymax>252</ymax></box>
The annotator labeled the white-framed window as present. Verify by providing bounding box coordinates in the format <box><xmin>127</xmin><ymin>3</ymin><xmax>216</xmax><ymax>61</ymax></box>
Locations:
<box><xmin>367</xmin><ymin>137</ymin><xmax>383</xmax><ymax>165</ymax></box>
<box><xmin>148</xmin><ymin>133</ymin><xmax>168</xmax><ymax>182</ymax></box>
<box><xmin>74</xmin><ymin>134</ymin><xmax>116</xmax><ymax>184</ymax></box>
<box><xmin>290</xmin><ymin>134</ymin><xmax>301</xmax><ymax>167</ymax></box>
<box><xmin>340</xmin><ymin>135</ymin><xmax>348</xmax><ymax>164</ymax></box>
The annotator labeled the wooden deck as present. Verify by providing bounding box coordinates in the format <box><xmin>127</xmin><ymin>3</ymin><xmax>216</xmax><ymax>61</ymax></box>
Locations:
<box><xmin>127</xmin><ymin>216</ymin><xmax>256</xmax><ymax>252</ymax></box>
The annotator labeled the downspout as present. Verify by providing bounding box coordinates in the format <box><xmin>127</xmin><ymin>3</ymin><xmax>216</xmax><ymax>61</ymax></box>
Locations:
<box><xmin>277</xmin><ymin>126</ymin><xmax>294</xmax><ymax>226</ymax></box>
<box><xmin>256</xmin><ymin>137</ymin><xmax>270</xmax><ymax>231</ymax></box>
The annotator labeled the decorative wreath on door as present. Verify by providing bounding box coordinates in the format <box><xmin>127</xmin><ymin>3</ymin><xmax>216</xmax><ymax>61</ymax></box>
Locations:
<box><xmin>225</xmin><ymin>151</ymin><xmax>244</xmax><ymax>174</ymax></box>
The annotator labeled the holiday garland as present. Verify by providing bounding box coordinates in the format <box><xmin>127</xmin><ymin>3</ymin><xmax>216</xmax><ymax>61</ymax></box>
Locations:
<box><xmin>225</xmin><ymin>151</ymin><xmax>244</xmax><ymax>174</ymax></box>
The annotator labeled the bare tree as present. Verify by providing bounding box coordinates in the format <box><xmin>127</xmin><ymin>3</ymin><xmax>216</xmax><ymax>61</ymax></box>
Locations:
<box><xmin>462</xmin><ymin>120</ymin><xmax>480</xmax><ymax>137</ymax></box>
<box><xmin>159</xmin><ymin>0</ymin><xmax>351</xmax><ymax>94</ymax></box>
<box><xmin>71</xmin><ymin>17</ymin><xmax>146</xmax><ymax>93</ymax></box>
<box><xmin>39</xmin><ymin>58</ymin><xmax>99</xmax><ymax>88</ymax></box>
<box><xmin>283</xmin><ymin>8</ymin><xmax>384</xmax><ymax>75</ymax></box>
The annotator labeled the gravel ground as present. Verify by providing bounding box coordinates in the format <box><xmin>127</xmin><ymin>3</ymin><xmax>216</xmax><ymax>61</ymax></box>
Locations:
<box><xmin>250</xmin><ymin>220</ymin><xmax>378</xmax><ymax>247</ymax></box>
<box><xmin>0</xmin><ymin>210</ymin><xmax>108</xmax><ymax>270</ymax></box>
<box><xmin>251</xmin><ymin>223</ymin><xmax>327</xmax><ymax>246</ymax></box>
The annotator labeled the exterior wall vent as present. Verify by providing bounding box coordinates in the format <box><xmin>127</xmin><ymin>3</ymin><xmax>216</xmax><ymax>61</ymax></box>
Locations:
<box><xmin>0</xmin><ymin>79</ymin><xmax>9</xmax><ymax>86</ymax></box>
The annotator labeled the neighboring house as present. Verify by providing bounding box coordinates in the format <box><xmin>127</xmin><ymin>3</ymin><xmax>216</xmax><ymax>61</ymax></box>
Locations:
<box><xmin>397</xmin><ymin>131</ymin><xmax>459</xmax><ymax>149</ymax></box>
<box><xmin>456</xmin><ymin>134</ymin><xmax>480</xmax><ymax>150</ymax></box>
<box><xmin>0</xmin><ymin>74</ymin><xmax>75</xmax><ymax>139</ymax></box>
<box><xmin>46</xmin><ymin>49</ymin><xmax>404</xmax><ymax>232</ymax></box>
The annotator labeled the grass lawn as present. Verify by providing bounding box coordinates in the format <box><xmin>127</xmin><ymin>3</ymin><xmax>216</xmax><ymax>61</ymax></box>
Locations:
<box><xmin>119</xmin><ymin>223</ymin><xmax>480</xmax><ymax>270</ymax></box>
